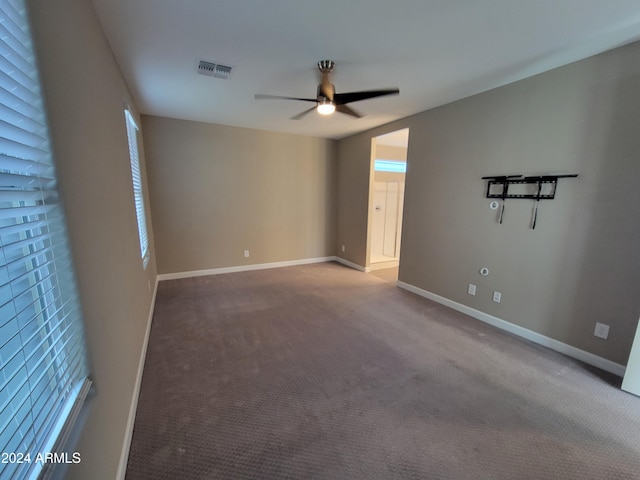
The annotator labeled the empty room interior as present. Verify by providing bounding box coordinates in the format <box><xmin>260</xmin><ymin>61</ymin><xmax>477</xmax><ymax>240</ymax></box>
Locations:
<box><xmin>3</xmin><ymin>0</ymin><xmax>640</xmax><ymax>479</ymax></box>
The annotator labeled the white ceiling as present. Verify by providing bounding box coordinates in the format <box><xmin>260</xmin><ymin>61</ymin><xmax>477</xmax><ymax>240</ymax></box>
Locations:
<box><xmin>91</xmin><ymin>0</ymin><xmax>640</xmax><ymax>140</ymax></box>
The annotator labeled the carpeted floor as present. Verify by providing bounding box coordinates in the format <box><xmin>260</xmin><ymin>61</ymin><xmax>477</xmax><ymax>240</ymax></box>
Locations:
<box><xmin>369</xmin><ymin>266</ymin><xmax>399</xmax><ymax>283</ymax></box>
<box><xmin>125</xmin><ymin>262</ymin><xmax>640</xmax><ymax>479</ymax></box>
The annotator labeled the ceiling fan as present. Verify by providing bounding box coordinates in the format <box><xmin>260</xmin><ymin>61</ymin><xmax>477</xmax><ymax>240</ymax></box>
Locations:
<box><xmin>255</xmin><ymin>60</ymin><xmax>399</xmax><ymax>120</ymax></box>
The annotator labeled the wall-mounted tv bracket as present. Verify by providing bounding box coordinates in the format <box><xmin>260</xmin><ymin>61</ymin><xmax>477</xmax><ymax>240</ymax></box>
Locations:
<box><xmin>481</xmin><ymin>175</ymin><xmax>521</xmax><ymax>224</ymax></box>
<box><xmin>481</xmin><ymin>174</ymin><xmax>578</xmax><ymax>229</ymax></box>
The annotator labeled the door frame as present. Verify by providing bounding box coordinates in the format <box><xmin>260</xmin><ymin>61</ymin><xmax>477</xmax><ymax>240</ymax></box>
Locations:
<box><xmin>366</xmin><ymin>129</ymin><xmax>409</xmax><ymax>270</ymax></box>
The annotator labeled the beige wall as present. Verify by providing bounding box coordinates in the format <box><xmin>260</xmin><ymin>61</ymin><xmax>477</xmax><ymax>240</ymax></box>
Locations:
<box><xmin>336</xmin><ymin>135</ymin><xmax>373</xmax><ymax>267</ymax></box>
<box><xmin>142</xmin><ymin>116</ymin><xmax>337</xmax><ymax>274</ymax></box>
<box><xmin>337</xmin><ymin>40</ymin><xmax>640</xmax><ymax>365</ymax></box>
<box><xmin>28</xmin><ymin>0</ymin><xmax>157</xmax><ymax>478</ymax></box>
<box><xmin>375</xmin><ymin>144</ymin><xmax>407</xmax><ymax>162</ymax></box>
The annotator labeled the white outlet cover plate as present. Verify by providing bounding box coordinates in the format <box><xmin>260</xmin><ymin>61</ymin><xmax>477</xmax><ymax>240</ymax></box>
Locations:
<box><xmin>468</xmin><ymin>284</ymin><xmax>476</xmax><ymax>295</ymax></box>
<box><xmin>493</xmin><ymin>291</ymin><xmax>501</xmax><ymax>303</ymax></box>
<box><xmin>594</xmin><ymin>322</ymin><xmax>610</xmax><ymax>339</ymax></box>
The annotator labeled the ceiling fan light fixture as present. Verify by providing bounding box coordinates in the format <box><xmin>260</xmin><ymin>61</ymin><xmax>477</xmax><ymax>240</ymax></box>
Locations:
<box><xmin>317</xmin><ymin>100</ymin><xmax>335</xmax><ymax>115</ymax></box>
<box><xmin>254</xmin><ymin>60</ymin><xmax>399</xmax><ymax>120</ymax></box>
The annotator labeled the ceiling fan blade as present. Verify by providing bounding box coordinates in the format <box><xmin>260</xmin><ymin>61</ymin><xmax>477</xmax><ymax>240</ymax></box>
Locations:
<box><xmin>255</xmin><ymin>94</ymin><xmax>317</xmax><ymax>102</ymax></box>
<box><xmin>290</xmin><ymin>106</ymin><xmax>317</xmax><ymax>120</ymax></box>
<box><xmin>336</xmin><ymin>104</ymin><xmax>363</xmax><ymax>118</ymax></box>
<box><xmin>334</xmin><ymin>88</ymin><xmax>399</xmax><ymax>105</ymax></box>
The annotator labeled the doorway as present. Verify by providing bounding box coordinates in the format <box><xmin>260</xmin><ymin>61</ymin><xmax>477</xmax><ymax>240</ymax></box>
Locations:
<box><xmin>367</xmin><ymin>129</ymin><xmax>409</xmax><ymax>276</ymax></box>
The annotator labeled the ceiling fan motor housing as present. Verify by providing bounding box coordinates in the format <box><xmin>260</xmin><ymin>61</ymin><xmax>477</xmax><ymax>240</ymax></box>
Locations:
<box><xmin>317</xmin><ymin>60</ymin><xmax>336</xmax><ymax>101</ymax></box>
<box><xmin>317</xmin><ymin>83</ymin><xmax>335</xmax><ymax>101</ymax></box>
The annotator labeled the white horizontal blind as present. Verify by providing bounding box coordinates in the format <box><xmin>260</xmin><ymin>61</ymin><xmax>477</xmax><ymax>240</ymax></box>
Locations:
<box><xmin>124</xmin><ymin>110</ymin><xmax>149</xmax><ymax>267</ymax></box>
<box><xmin>0</xmin><ymin>0</ymin><xmax>90</xmax><ymax>479</ymax></box>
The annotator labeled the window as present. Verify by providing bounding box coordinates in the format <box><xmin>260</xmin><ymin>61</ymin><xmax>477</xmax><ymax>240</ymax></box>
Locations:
<box><xmin>374</xmin><ymin>159</ymin><xmax>407</xmax><ymax>173</ymax></box>
<box><xmin>124</xmin><ymin>110</ymin><xmax>149</xmax><ymax>268</ymax></box>
<box><xmin>0</xmin><ymin>1</ymin><xmax>90</xmax><ymax>478</ymax></box>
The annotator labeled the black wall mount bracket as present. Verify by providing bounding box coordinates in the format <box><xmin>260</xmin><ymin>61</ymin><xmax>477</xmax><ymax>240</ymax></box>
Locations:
<box><xmin>481</xmin><ymin>174</ymin><xmax>578</xmax><ymax>228</ymax></box>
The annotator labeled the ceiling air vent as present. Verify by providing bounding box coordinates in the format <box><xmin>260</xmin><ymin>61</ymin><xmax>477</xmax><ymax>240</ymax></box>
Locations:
<box><xmin>196</xmin><ymin>60</ymin><xmax>234</xmax><ymax>80</ymax></box>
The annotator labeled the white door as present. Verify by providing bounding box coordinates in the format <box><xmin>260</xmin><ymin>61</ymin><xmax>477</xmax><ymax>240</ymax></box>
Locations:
<box><xmin>622</xmin><ymin>320</ymin><xmax>640</xmax><ymax>396</ymax></box>
<box><xmin>382</xmin><ymin>182</ymin><xmax>399</xmax><ymax>257</ymax></box>
<box><xmin>371</xmin><ymin>181</ymin><xmax>403</xmax><ymax>263</ymax></box>
<box><xmin>371</xmin><ymin>183</ymin><xmax>387</xmax><ymax>261</ymax></box>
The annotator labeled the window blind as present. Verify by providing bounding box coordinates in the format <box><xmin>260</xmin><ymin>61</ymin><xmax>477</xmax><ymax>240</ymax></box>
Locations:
<box><xmin>124</xmin><ymin>110</ymin><xmax>149</xmax><ymax>267</ymax></box>
<box><xmin>0</xmin><ymin>0</ymin><xmax>90</xmax><ymax>479</ymax></box>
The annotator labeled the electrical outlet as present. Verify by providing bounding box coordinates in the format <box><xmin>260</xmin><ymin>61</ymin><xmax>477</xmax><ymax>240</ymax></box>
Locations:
<box><xmin>492</xmin><ymin>291</ymin><xmax>501</xmax><ymax>303</ymax></box>
<box><xmin>467</xmin><ymin>283</ymin><xmax>476</xmax><ymax>296</ymax></box>
<box><xmin>594</xmin><ymin>322</ymin><xmax>610</xmax><ymax>340</ymax></box>
<box><xmin>244</xmin><ymin>250</ymin><xmax>250</xmax><ymax>258</ymax></box>
<box><xmin>341</xmin><ymin>245</ymin><xmax>345</xmax><ymax>252</ymax></box>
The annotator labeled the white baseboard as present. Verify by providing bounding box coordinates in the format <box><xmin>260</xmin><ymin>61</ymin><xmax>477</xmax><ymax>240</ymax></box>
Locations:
<box><xmin>157</xmin><ymin>256</ymin><xmax>336</xmax><ymax>281</ymax></box>
<box><xmin>334</xmin><ymin>256</ymin><xmax>370</xmax><ymax>272</ymax></box>
<box><xmin>158</xmin><ymin>256</ymin><xmax>378</xmax><ymax>281</ymax></box>
<box><xmin>397</xmin><ymin>281</ymin><xmax>626</xmax><ymax>378</ymax></box>
<box><xmin>116</xmin><ymin>276</ymin><xmax>159</xmax><ymax>480</ymax></box>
